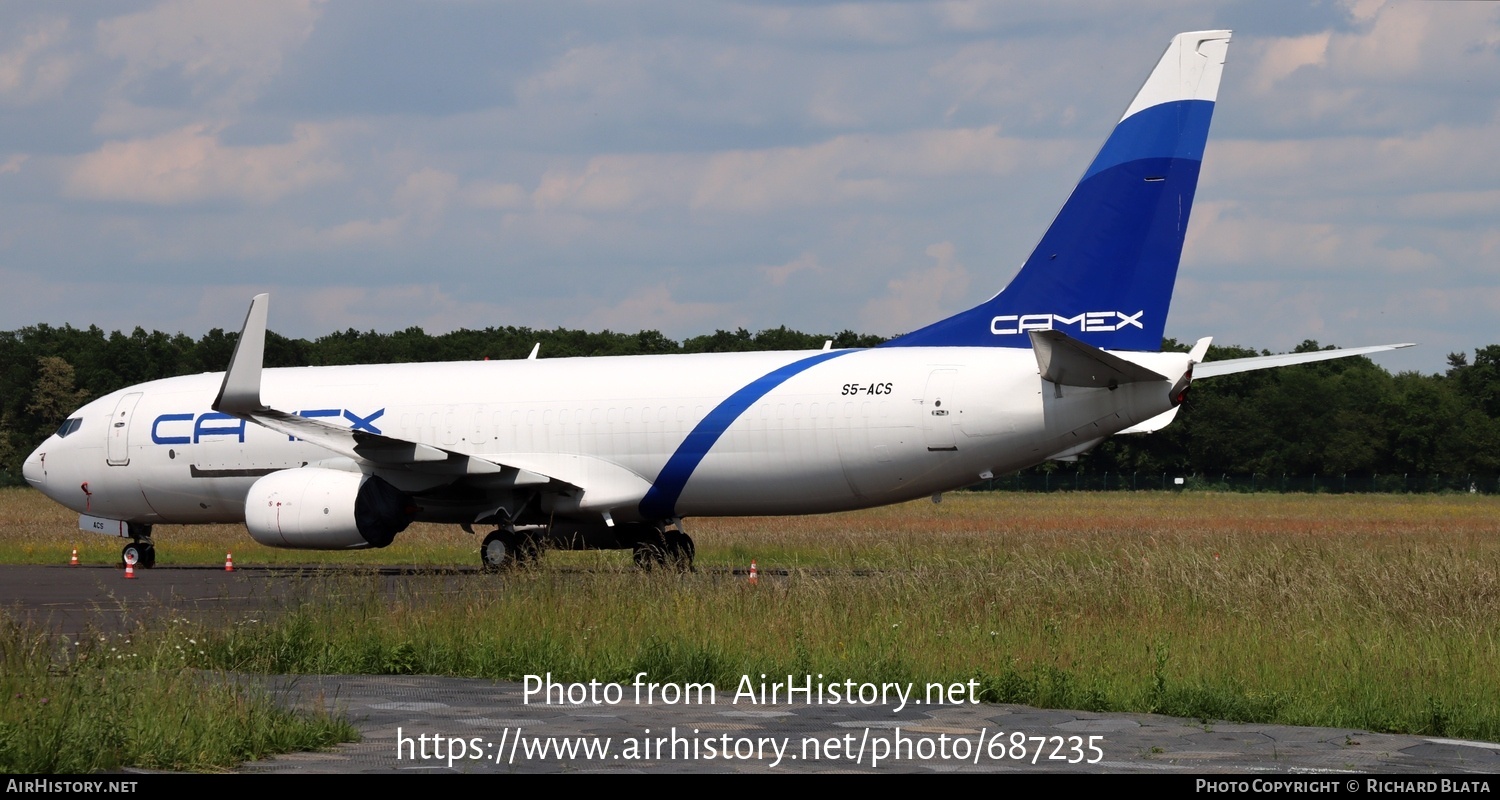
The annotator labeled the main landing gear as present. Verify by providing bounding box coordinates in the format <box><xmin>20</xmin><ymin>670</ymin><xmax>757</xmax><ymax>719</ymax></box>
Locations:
<box><xmin>631</xmin><ymin>526</ymin><xmax>694</xmax><ymax>572</ymax></box>
<box><xmin>121</xmin><ymin>523</ymin><xmax>155</xmax><ymax>568</ymax></box>
<box><xmin>472</xmin><ymin>521</ymin><xmax>695</xmax><ymax>572</ymax></box>
<box><xmin>479</xmin><ymin>528</ymin><xmax>539</xmax><ymax>572</ymax></box>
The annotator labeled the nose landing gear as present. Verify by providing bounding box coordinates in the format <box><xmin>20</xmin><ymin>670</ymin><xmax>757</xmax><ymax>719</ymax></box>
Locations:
<box><xmin>121</xmin><ymin>540</ymin><xmax>155</xmax><ymax>569</ymax></box>
<box><xmin>120</xmin><ymin>523</ymin><xmax>155</xmax><ymax>569</ymax></box>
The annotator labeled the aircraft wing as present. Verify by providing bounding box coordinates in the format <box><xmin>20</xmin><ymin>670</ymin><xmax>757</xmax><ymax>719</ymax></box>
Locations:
<box><xmin>1194</xmin><ymin>343</ymin><xmax>1415</xmax><ymax>379</ymax></box>
<box><xmin>1115</xmin><ymin>342</ymin><xmax>1414</xmax><ymax>436</ymax></box>
<box><xmin>212</xmin><ymin>294</ymin><xmax>563</xmax><ymax>488</ymax></box>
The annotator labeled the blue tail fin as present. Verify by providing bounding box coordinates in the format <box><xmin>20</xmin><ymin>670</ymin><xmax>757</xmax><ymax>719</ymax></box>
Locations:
<box><xmin>883</xmin><ymin>30</ymin><xmax>1231</xmax><ymax>352</ymax></box>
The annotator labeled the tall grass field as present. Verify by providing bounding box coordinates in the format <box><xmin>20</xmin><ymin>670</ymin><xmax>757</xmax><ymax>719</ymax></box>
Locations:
<box><xmin>3</xmin><ymin>486</ymin><xmax>1498</xmax><ymax>770</ymax></box>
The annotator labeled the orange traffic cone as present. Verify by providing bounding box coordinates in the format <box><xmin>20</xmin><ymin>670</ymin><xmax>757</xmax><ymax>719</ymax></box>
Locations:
<box><xmin>224</xmin><ymin>552</ymin><xmax>235</xmax><ymax>572</ymax></box>
<box><xmin>69</xmin><ymin>548</ymin><xmax>79</xmax><ymax>566</ymax></box>
<box><xmin>124</xmin><ymin>561</ymin><xmax>136</xmax><ymax>579</ymax></box>
<box><xmin>748</xmin><ymin>560</ymin><xmax>758</xmax><ymax>586</ymax></box>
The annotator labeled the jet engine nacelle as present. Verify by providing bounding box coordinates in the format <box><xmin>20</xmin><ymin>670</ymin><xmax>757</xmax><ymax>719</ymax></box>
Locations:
<box><xmin>245</xmin><ymin>468</ymin><xmax>414</xmax><ymax>549</ymax></box>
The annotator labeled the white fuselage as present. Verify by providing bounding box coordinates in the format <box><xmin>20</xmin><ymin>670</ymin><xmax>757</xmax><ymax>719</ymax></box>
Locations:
<box><xmin>23</xmin><ymin>346</ymin><xmax>1188</xmax><ymax>527</ymax></box>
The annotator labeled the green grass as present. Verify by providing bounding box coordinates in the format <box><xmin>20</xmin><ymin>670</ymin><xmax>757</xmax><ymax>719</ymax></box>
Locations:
<box><xmin>194</xmin><ymin>555</ymin><xmax>1499</xmax><ymax>741</ymax></box>
<box><xmin>0</xmin><ymin>615</ymin><xmax>358</xmax><ymax>773</ymax></box>
<box><xmin>4</xmin><ymin>486</ymin><xmax>1500</xmax><ymax>746</ymax></box>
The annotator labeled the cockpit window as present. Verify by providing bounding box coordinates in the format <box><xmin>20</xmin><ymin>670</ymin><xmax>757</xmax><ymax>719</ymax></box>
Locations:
<box><xmin>54</xmin><ymin>418</ymin><xmax>82</xmax><ymax>438</ymax></box>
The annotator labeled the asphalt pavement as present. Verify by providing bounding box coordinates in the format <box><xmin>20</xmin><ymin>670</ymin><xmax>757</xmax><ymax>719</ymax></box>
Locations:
<box><xmin>4</xmin><ymin>564</ymin><xmax>1497</xmax><ymax>775</ymax></box>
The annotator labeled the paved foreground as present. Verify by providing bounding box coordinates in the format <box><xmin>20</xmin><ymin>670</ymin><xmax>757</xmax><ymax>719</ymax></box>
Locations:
<box><xmin>4</xmin><ymin>566</ymin><xmax>1497</xmax><ymax>774</ymax></box>
<box><xmin>238</xmin><ymin>677</ymin><xmax>1500</xmax><ymax>774</ymax></box>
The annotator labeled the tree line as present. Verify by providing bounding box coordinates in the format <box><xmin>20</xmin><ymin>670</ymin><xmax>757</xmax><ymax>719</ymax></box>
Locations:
<box><xmin>1</xmin><ymin>322</ymin><xmax>1496</xmax><ymax>488</ymax></box>
<box><xmin>1088</xmin><ymin>339</ymin><xmax>1500</xmax><ymax>481</ymax></box>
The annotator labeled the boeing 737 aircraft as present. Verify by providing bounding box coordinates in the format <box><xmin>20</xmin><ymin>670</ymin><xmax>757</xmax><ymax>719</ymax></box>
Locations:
<box><xmin>23</xmin><ymin>31</ymin><xmax>1410</xmax><ymax>571</ymax></box>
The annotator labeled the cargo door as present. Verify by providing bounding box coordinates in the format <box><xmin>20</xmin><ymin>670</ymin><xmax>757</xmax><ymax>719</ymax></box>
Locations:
<box><xmin>922</xmin><ymin>369</ymin><xmax>958</xmax><ymax>451</ymax></box>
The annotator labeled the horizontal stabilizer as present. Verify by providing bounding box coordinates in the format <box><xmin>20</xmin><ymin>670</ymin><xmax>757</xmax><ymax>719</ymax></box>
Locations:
<box><xmin>1117</xmin><ymin>406</ymin><xmax>1180</xmax><ymax>434</ymax></box>
<box><xmin>1030</xmin><ymin>330</ymin><xmax>1168</xmax><ymax>388</ymax></box>
<box><xmin>1194</xmin><ymin>343</ymin><xmax>1415</xmax><ymax>379</ymax></box>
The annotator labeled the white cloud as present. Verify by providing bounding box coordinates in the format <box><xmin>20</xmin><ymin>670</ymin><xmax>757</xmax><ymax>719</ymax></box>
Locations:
<box><xmin>64</xmin><ymin>123</ymin><xmax>342</xmax><ymax>205</ymax></box>
<box><xmin>859</xmin><ymin>242</ymin><xmax>971</xmax><ymax>335</ymax></box>
<box><xmin>532</xmin><ymin>155</ymin><xmax>692</xmax><ymax>213</ymax></box>
<box><xmin>4</xmin><ymin>4</ymin><xmax>1498</xmax><ymax>376</ymax></box>
<box><xmin>690</xmin><ymin>127</ymin><xmax>1046</xmax><ymax>213</ymax></box>
<box><xmin>1391</xmin><ymin>190</ymin><xmax>1500</xmax><ymax>221</ymax></box>
<box><xmin>519</xmin><ymin>126</ymin><xmax>1049</xmax><ymax>216</ymax></box>
<box><xmin>517</xmin><ymin>43</ymin><xmax>654</xmax><ymax>106</ymax></box>
<box><xmin>296</xmin><ymin>168</ymin><xmax>461</xmax><ymax>247</ymax></box>
<box><xmin>1237</xmin><ymin>1</ymin><xmax>1500</xmax><ymax>132</ymax></box>
<box><xmin>1248</xmin><ymin>33</ymin><xmax>1329</xmax><ymax>95</ymax></box>
<box><xmin>1184</xmin><ymin>200</ymin><xmax>1440</xmax><ymax>277</ymax></box>
<box><xmin>313</xmin><ymin>216</ymin><xmax>405</xmax><ymax>249</ymax></box>
<box><xmin>0</xmin><ymin>16</ymin><xmax>75</xmax><ymax>104</ymax></box>
<box><xmin>1328</xmin><ymin>0</ymin><xmax>1436</xmax><ymax>80</ymax></box>
<box><xmin>272</xmin><ymin>284</ymin><xmax>505</xmax><ymax>334</ymax></box>
<box><xmin>1206</xmin><ymin>118</ymin><xmax>1500</xmax><ymax>199</ymax></box>
<box><xmin>462</xmin><ymin>180</ymin><xmax>529</xmax><ymax>211</ymax></box>
<box><xmin>928</xmin><ymin>43</ymin><xmax>1027</xmax><ymax>120</ymax></box>
<box><xmin>567</xmin><ymin>285</ymin><xmax>730</xmax><ymax>335</ymax></box>
<box><xmin>97</xmin><ymin>0</ymin><xmax>323</xmax><ymax>114</ymax></box>
<box><xmin>761</xmin><ymin>252</ymin><xmax>820</xmax><ymax>288</ymax></box>
<box><xmin>691</xmin><ymin>138</ymin><xmax>893</xmax><ymax>212</ymax></box>
<box><xmin>178</xmin><ymin>283</ymin><xmax>518</xmax><ymax>339</ymax></box>
<box><xmin>392</xmin><ymin>168</ymin><xmax>458</xmax><ymax>234</ymax></box>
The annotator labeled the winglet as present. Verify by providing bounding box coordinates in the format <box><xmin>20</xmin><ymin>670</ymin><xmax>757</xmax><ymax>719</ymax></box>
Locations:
<box><xmin>1188</xmin><ymin>336</ymin><xmax>1213</xmax><ymax>364</ymax></box>
<box><xmin>212</xmin><ymin>293</ymin><xmax>269</xmax><ymax>413</ymax></box>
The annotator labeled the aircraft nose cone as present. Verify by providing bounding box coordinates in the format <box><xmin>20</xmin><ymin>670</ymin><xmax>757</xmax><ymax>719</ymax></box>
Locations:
<box><xmin>22</xmin><ymin>447</ymin><xmax>45</xmax><ymax>488</ymax></box>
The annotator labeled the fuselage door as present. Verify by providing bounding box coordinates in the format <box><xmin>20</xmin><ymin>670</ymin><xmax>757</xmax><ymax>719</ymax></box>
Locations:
<box><xmin>922</xmin><ymin>369</ymin><xmax>959</xmax><ymax>451</ymax></box>
<box><xmin>106</xmin><ymin>392</ymin><xmax>144</xmax><ymax>466</ymax></box>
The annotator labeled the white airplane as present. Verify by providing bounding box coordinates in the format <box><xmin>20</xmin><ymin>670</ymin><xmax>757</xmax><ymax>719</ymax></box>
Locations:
<box><xmin>23</xmin><ymin>30</ymin><xmax>1410</xmax><ymax>571</ymax></box>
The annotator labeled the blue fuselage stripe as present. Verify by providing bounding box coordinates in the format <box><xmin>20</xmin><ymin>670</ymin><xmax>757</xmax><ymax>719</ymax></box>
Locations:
<box><xmin>639</xmin><ymin>349</ymin><xmax>853</xmax><ymax>519</ymax></box>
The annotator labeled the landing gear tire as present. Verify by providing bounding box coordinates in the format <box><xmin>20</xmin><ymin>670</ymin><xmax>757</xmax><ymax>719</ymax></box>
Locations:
<box><xmin>664</xmin><ymin>530</ymin><xmax>694</xmax><ymax>571</ymax></box>
<box><xmin>121</xmin><ymin>541</ymin><xmax>155</xmax><ymax>569</ymax></box>
<box><xmin>632</xmin><ymin>529</ymin><xmax>694</xmax><ymax>572</ymax></box>
<box><xmin>480</xmin><ymin>530</ymin><xmax>536</xmax><ymax>572</ymax></box>
<box><xmin>632</xmin><ymin>540</ymin><xmax>664</xmax><ymax>571</ymax></box>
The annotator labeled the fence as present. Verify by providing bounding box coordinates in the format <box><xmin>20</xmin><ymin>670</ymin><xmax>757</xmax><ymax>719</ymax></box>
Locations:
<box><xmin>971</xmin><ymin>472</ymin><xmax>1500</xmax><ymax>495</ymax></box>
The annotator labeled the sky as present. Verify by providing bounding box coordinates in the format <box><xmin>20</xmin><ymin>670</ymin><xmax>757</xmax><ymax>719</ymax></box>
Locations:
<box><xmin>0</xmin><ymin>0</ymin><xmax>1495</xmax><ymax>375</ymax></box>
